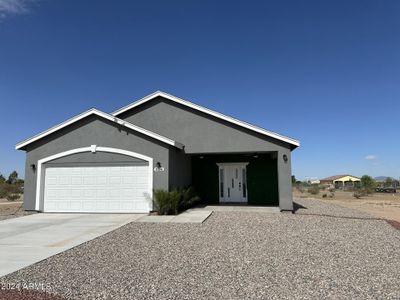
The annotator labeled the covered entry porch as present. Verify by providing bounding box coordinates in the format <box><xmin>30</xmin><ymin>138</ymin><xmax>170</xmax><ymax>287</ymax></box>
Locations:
<box><xmin>191</xmin><ymin>152</ymin><xmax>280</xmax><ymax>206</ymax></box>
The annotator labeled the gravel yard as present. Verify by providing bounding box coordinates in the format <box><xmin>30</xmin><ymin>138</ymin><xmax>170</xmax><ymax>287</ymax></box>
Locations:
<box><xmin>2</xmin><ymin>199</ymin><xmax>399</xmax><ymax>299</ymax></box>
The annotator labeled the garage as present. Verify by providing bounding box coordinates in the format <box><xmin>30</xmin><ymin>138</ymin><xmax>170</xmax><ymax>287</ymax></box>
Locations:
<box><xmin>43</xmin><ymin>164</ymin><xmax>150</xmax><ymax>213</ymax></box>
<box><xmin>43</xmin><ymin>165</ymin><xmax>150</xmax><ymax>213</ymax></box>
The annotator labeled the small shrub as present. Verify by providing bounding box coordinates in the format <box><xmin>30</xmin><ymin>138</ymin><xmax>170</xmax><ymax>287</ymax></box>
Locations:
<box><xmin>353</xmin><ymin>189</ymin><xmax>367</xmax><ymax>199</ymax></box>
<box><xmin>153</xmin><ymin>187</ymin><xmax>201</xmax><ymax>215</ymax></box>
<box><xmin>180</xmin><ymin>187</ymin><xmax>201</xmax><ymax>210</ymax></box>
<box><xmin>153</xmin><ymin>190</ymin><xmax>171</xmax><ymax>215</ymax></box>
<box><xmin>329</xmin><ymin>192</ymin><xmax>335</xmax><ymax>198</ymax></box>
<box><xmin>322</xmin><ymin>193</ymin><xmax>327</xmax><ymax>198</ymax></box>
<box><xmin>295</xmin><ymin>185</ymin><xmax>305</xmax><ymax>193</ymax></box>
<box><xmin>0</xmin><ymin>183</ymin><xmax>22</xmax><ymax>201</ymax></box>
<box><xmin>308</xmin><ymin>186</ymin><xmax>320</xmax><ymax>195</ymax></box>
<box><xmin>169</xmin><ymin>190</ymin><xmax>181</xmax><ymax>215</ymax></box>
<box><xmin>328</xmin><ymin>188</ymin><xmax>335</xmax><ymax>193</ymax></box>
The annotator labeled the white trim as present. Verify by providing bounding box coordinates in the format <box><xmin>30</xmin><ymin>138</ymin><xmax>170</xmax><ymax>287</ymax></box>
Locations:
<box><xmin>112</xmin><ymin>91</ymin><xmax>300</xmax><ymax>147</ymax></box>
<box><xmin>16</xmin><ymin>108</ymin><xmax>184</xmax><ymax>150</ymax></box>
<box><xmin>35</xmin><ymin>146</ymin><xmax>153</xmax><ymax>211</ymax></box>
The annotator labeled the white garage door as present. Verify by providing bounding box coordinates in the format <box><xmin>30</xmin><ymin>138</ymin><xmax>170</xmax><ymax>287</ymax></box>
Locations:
<box><xmin>43</xmin><ymin>165</ymin><xmax>150</xmax><ymax>213</ymax></box>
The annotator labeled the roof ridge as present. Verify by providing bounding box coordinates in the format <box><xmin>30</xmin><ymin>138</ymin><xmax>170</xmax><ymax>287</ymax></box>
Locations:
<box><xmin>15</xmin><ymin>108</ymin><xmax>183</xmax><ymax>150</ymax></box>
<box><xmin>112</xmin><ymin>91</ymin><xmax>300</xmax><ymax>148</ymax></box>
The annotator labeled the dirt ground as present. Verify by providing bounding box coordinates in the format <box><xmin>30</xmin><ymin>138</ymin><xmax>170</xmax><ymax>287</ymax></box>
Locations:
<box><xmin>294</xmin><ymin>189</ymin><xmax>400</xmax><ymax>222</ymax></box>
<box><xmin>0</xmin><ymin>200</ymin><xmax>33</xmax><ymax>221</ymax></box>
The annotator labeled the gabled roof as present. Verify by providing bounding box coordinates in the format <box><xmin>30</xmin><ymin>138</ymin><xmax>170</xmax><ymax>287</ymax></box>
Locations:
<box><xmin>15</xmin><ymin>108</ymin><xmax>184</xmax><ymax>150</ymax></box>
<box><xmin>112</xmin><ymin>91</ymin><xmax>300</xmax><ymax>148</ymax></box>
<box><xmin>320</xmin><ymin>175</ymin><xmax>361</xmax><ymax>181</ymax></box>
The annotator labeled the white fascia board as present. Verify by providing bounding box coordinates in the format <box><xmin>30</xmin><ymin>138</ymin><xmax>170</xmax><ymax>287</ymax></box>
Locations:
<box><xmin>15</xmin><ymin>108</ymin><xmax>183</xmax><ymax>150</ymax></box>
<box><xmin>112</xmin><ymin>91</ymin><xmax>300</xmax><ymax>147</ymax></box>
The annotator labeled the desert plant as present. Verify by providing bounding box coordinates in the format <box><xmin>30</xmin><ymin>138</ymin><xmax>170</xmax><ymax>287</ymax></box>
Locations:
<box><xmin>153</xmin><ymin>190</ymin><xmax>171</xmax><ymax>215</ymax></box>
<box><xmin>361</xmin><ymin>175</ymin><xmax>376</xmax><ymax>194</ymax></box>
<box><xmin>153</xmin><ymin>187</ymin><xmax>201</xmax><ymax>215</ymax></box>
<box><xmin>308</xmin><ymin>186</ymin><xmax>320</xmax><ymax>195</ymax></box>
<box><xmin>180</xmin><ymin>187</ymin><xmax>201</xmax><ymax>210</ymax></box>
<box><xmin>353</xmin><ymin>189</ymin><xmax>368</xmax><ymax>199</ymax></box>
<box><xmin>6</xmin><ymin>171</ymin><xmax>18</xmax><ymax>185</ymax></box>
<box><xmin>322</xmin><ymin>193</ymin><xmax>327</xmax><ymax>198</ymax></box>
<box><xmin>295</xmin><ymin>185</ymin><xmax>305</xmax><ymax>193</ymax></box>
<box><xmin>169</xmin><ymin>190</ymin><xmax>181</xmax><ymax>215</ymax></box>
<box><xmin>0</xmin><ymin>183</ymin><xmax>23</xmax><ymax>201</ymax></box>
<box><xmin>384</xmin><ymin>177</ymin><xmax>394</xmax><ymax>187</ymax></box>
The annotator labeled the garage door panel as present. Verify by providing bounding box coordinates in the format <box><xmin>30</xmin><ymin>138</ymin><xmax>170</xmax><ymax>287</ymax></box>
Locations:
<box><xmin>43</xmin><ymin>165</ymin><xmax>150</xmax><ymax>213</ymax></box>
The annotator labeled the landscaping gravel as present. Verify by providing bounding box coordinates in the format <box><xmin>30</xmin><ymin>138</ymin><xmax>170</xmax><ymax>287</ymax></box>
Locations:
<box><xmin>2</xmin><ymin>199</ymin><xmax>399</xmax><ymax>299</ymax></box>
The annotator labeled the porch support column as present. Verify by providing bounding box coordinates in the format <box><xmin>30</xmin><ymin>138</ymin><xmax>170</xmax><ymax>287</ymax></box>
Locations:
<box><xmin>277</xmin><ymin>149</ymin><xmax>293</xmax><ymax>211</ymax></box>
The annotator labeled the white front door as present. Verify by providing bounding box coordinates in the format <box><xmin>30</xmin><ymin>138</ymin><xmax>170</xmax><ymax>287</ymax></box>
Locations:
<box><xmin>217</xmin><ymin>163</ymin><xmax>248</xmax><ymax>203</ymax></box>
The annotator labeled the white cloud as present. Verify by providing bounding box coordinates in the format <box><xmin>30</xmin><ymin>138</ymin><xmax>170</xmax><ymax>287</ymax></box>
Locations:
<box><xmin>365</xmin><ymin>155</ymin><xmax>377</xmax><ymax>160</ymax></box>
<box><xmin>0</xmin><ymin>0</ymin><xmax>34</xmax><ymax>17</ymax></box>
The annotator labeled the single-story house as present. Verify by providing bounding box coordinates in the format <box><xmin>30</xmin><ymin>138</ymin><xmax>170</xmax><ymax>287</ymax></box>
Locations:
<box><xmin>16</xmin><ymin>91</ymin><xmax>300</xmax><ymax>213</ymax></box>
<box><xmin>320</xmin><ymin>175</ymin><xmax>361</xmax><ymax>189</ymax></box>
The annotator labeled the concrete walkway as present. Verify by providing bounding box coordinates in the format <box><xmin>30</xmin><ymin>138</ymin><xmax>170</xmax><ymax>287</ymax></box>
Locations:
<box><xmin>203</xmin><ymin>205</ymin><xmax>280</xmax><ymax>213</ymax></box>
<box><xmin>0</xmin><ymin>213</ymin><xmax>144</xmax><ymax>277</ymax></box>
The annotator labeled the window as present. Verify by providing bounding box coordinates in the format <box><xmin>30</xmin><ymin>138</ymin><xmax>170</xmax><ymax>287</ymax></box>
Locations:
<box><xmin>220</xmin><ymin>169</ymin><xmax>224</xmax><ymax>198</ymax></box>
<box><xmin>242</xmin><ymin>168</ymin><xmax>247</xmax><ymax>197</ymax></box>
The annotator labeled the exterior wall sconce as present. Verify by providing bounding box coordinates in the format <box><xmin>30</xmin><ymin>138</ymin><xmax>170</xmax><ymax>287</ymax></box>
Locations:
<box><xmin>199</xmin><ymin>156</ymin><xmax>204</xmax><ymax>159</ymax></box>
<box><xmin>283</xmin><ymin>154</ymin><xmax>288</xmax><ymax>163</ymax></box>
<box><xmin>154</xmin><ymin>162</ymin><xmax>165</xmax><ymax>172</ymax></box>
<box><xmin>30</xmin><ymin>164</ymin><xmax>36</xmax><ymax>172</ymax></box>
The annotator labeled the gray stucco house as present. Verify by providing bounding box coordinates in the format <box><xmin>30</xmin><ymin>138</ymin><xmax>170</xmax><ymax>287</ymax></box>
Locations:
<box><xmin>16</xmin><ymin>91</ymin><xmax>300</xmax><ymax>213</ymax></box>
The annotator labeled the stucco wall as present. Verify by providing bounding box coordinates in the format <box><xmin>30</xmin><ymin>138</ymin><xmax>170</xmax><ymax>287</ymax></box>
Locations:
<box><xmin>22</xmin><ymin>115</ymin><xmax>172</xmax><ymax>210</ymax></box>
<box><xmin>118</xmin><ymin>96</ymin><xmax>294</xmax><ymax>210</ymax></box>
<box><xmin>118</xmin><ymin>97</ymin><xmax>294</xmax><ymax>154</ymax></box>
<box><xmin>168</xmin><ymin>149</ymin><xmax>192</xmax><ymax>189</ymax></box>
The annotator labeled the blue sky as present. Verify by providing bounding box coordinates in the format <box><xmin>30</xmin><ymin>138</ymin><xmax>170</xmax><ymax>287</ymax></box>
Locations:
<box><xmin>0</xmin><ymin>0</ymin><xmax>399</xmax><ymax>180</ymax></box>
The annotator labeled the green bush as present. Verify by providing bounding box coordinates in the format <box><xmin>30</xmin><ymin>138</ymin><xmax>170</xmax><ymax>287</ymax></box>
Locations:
<box><xmin>181</xmin><ymin>187</ymin><xmax>201</xmax><ymax>210</ymax></box>
<box><xmin>153</xmin><ymin>190</ymin><xmax>171</xmax><ymax>215</ymax></box>
<box><xmin>0</xmin><ymin>183</ymin><xmax>23</xmax><ymax>201</ymax></box>
<box><xmin>153</xmin><ymin>187</ymin><xmax>201</xmax><ymax>215</ymax></box>
<box><xmin>169</xmin><ymin>190</ymin><xmax>181</xmax><ymax>215</ymax></box>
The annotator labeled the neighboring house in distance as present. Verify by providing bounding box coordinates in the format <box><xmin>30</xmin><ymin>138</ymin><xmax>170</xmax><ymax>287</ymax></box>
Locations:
<box><xmin>320</xmin><ymin>175</ymin><xmax>361</xmax><ymax>189</ymax></box>
<box><xmin>306</xmin><ymin>177</ymin><xmax>320</xmax><ymax>185</ymax></box>
<box><xmin>16</xmin><ymin>91</ymin><xmax>300</xmax><ymax>213</ymax></box>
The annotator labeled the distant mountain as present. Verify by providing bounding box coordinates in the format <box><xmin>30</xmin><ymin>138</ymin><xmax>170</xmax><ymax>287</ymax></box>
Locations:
<box><xmin>375</xmin><ymin>176</ymin><xmax>391</xmax><ymax>182</ymax></box>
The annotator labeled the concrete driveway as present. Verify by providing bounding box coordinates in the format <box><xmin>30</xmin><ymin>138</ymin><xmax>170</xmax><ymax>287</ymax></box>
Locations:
<box><xmin>0</xmin><ymin>213</ymin><xmax>144</xmax><ymax>277</ymax></box>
